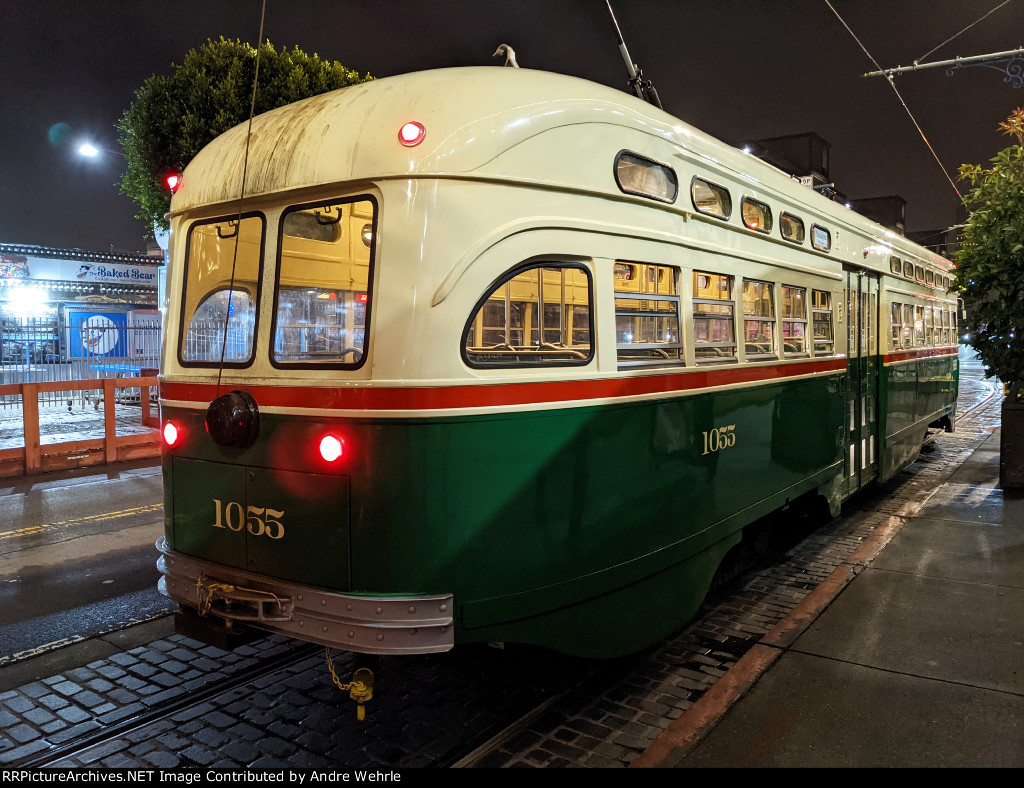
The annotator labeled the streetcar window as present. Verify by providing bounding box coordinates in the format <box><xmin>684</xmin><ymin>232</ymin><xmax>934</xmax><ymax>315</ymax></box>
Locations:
<box><xmin>464</xmin><ymin>264</ymin><xmax>592</xmax><ymax>367</ymax></box>
<box><xmin>692</xmin><ymin>271</ymin><xmax>736</xmax><ymax>362</ymax></box>
<box><xmin>902</xmin><ymin>304</ymin><xmax>915</xmax><ymax>347</ymax></box>
<box><xmin>180</xmin><ymin>214</ymin><xmax>264</xmax><ymax>366</ymax></box>
<box><xmin>903</xmin><ymin>261</ymin><xmax>914</xmax><ymax>279</ymax></box>
<box><xmin>810</xmin><ymin>225</ymin><xmax>831</xmax><ymax>252</ymax></box>
<box><xmin>272</xmin><ymin>197</ymin><xmax>377</xmax><ymax>367</ymax></box>
<box><xmin>925</xmin><ymin>270</ymin><xmax>934</xmax><ymax>286</ymax></box>
<box><xmin>914</xmin><ymin>305</ymin><xmax>926</xmax><ymax>346</ymax></box>
<box><xmin>891</xmin><ymin>302</ymin><xmax>902</xmax><ymax>348</ymax></box>
<box><xmin>779</xmin><ymin>213</ymin><xmax>805</xmax><ymax>244</ymax></box>
<box><xmin>691</xmin><ymin>178</ymin><xmax>732</xmax><ymax>220</ymax></box>
<box><xmin>614</xmin><ymin>262</ymin><xmax>683</xmax><ymax>366</ymax></box>
<box><xmin>741</xmin><ymin>198</ymin><xmax>773</xmax><ymax>234</ymax></box>
<box><xmin>890</xmin><ymin>256</ymin><xmax>902</xmax><ymax>275</ymax></box>
<box><xmin>932</xmin><ymin>305</ymin><xmax>943</xmax><ymax>344</ymax></box>
<box><xmin>923</xmin><ymin>306</ymin><xmax>934</xmax><ymax>346</ymax></box>
<box><xmin>915</xmin><ymin>265</ymin><xmax>925</xmax><ymax>283</ymax></box>
<box><xmin>812</xmin><ymin>290</ymin><xmax>834</xmax><ymax>355</ymax></box>
<box><xmin>614</xmin><ymin>151</ymin><xmax>678</xmax><ymax>203</ymax></box>
<box><xmin>741</xmin><ymin>279</ymin><xmax>776</xmax><ymax>358</ymax></box>
<box><xmin>781</xmin><ymin>286</ymin><xmax>808</xmax><ymax>355</ymax></box>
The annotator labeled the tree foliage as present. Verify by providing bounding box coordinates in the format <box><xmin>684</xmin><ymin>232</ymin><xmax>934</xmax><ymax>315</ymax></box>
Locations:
<box><xmin>117</xmin><ymin>38</ymin><xmax>371</xmax><ymax>234</ymax></box>
<box><xmin>954</xmin><ymin>108</ymin><xmax>1024</xmax><ymax>393</ymax></box>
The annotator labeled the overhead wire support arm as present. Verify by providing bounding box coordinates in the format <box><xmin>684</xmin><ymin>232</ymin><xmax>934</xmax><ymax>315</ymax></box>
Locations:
<box><xmin>605</xmin><ymin>0</ymin><xmax>663</xmax><ymax>109</ymax></box>
<box><xmin>862</xmin><ymin>48</ymin><xmax>1024</xmax><ymax>89</ymax></box>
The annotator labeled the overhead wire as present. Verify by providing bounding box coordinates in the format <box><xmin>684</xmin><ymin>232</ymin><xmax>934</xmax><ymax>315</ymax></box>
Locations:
<box><xmin>217</xmin><ymin>0</ymin><xmax>267</xmax><ymax>397</ymax></box>
<box><xmin>915</xmin><ymin>0</ymin><xmax>1013</xmax><ymax>64</ymax></box>
<box><xmin>823</xmin><ymin>0</ymin><xmax>965</xmax><ymax>206</ymax></box>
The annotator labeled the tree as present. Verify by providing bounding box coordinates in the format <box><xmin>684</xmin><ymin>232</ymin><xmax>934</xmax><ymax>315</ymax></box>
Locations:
<box><xmin>117</xmin><ymin>37</ymin><xmax>371</xmax><ymax>234</ymax></box>
<box><xmin>954</xmin><ymin>107</ymin><xmax>1024</xmax><ymax>398</ymax></box>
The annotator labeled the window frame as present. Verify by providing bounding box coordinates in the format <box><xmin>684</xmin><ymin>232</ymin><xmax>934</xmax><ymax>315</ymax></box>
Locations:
<box><xmin>810</xmin><ymin>224</ymin><xmax>831</xmax><ymax>252</ymax></box>
<box><xmin>461</xmin><ymin>261</ymin><xmax>595</xmax><ymax>370</ymax></box>
<box><xmin>178</xmin><ymin>211</ymin><xmax>266</xmax><ymax>370</ymax></box>
<box><xmin>690</xmin><ymin>177</ymin><xmax>733</xmax><ymax>221</ymax></box>
<box><xmin>811</xmin><ymin>289</ymin><xmax>834</xmax><ymax>356</ymax></box>
<box><xmin>779</xmin><ymin>212</ymin><xmax>805</xmax><ymax>245</ymax></box>
<box><xmin>780</xmin><ymin>284</ymin><xmax>809</xmax><ymax>356</ymax></box>
<box><xmin>692</xmin><ymin>270</ymin><xmax>737</xmax><ymax>363</ymax></box>
<box><xmin>269</xmin><ymin>194</ymin><xmax>378</xmax><ymax>371</ymax></box>
<box><xmin>613</xmin><ymin>150</ymin><xmax>679</xmax><ymax>204</ymax></box>
<box><xmin>889</xmin><ymin>256</ymin><xmax>902</xmax><ymax>275</ymax></box>
<box><xmin>741</xmin><ymin>278</ymin><xmax>777</xmax><ymax>359</ymax></box>
<box><xmin>903</xmin><ymin>261</ymin><xmax>914</xmax><ymax>279</ymax></box>
<box><xmin>614</xmin><ymin>262</ymin><xmax>684</xmax><ymax>368</ymax></box>
<box><xmin>740</xmin><ymin>197</ymin><xmax>773</xmax><ymax>234</ymax></box>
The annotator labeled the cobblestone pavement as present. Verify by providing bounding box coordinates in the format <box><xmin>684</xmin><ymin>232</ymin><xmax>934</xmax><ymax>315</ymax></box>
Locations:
<box><xmin>0</xmin><ymin>357</ymin><xmax>1002</xmax><ymax>769</ymax></box>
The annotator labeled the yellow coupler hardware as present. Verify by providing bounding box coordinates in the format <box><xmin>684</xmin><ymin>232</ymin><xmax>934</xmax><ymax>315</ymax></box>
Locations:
<box><xmin>326</xmin><ymin>649</ymin><xmax>375</xmax><ymax>721</ymax></box>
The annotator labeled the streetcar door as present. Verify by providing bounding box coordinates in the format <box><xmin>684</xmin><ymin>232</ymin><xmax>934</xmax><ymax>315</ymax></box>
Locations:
<box><xmin>844</xmin><ymin>269</ymin><xmax>880</xmax><ymax>495</ymax></box>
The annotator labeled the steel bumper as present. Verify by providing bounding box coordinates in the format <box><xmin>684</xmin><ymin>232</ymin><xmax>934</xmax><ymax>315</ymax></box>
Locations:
<box><xmin>155</xmin><ymin>537</ymin><xmax>454</xmax><ymax>655</ymax></box>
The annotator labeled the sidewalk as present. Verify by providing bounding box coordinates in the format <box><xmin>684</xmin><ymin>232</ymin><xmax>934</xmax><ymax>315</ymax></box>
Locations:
<box><xmin>634</xmin><ymin>425</ymin><xmax>1024</xmax><ymax>767</ymax></box>
<box><xmin>0</xmin><ymin>402</ymin><xmax>157</xmax><ymax>452</ymax></box>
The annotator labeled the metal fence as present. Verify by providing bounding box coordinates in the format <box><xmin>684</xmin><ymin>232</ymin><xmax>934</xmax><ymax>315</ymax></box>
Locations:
<box><xmin>0</xmin><ymin>314</ymin><xmax>161</xmax><ymax>408</ymax></box>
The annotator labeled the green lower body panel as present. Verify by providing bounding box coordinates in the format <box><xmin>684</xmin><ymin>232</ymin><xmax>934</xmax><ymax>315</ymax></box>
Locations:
<box><xmin>162</xmin><ymin>372</ymin><xmax>845</xmax><ymax>657</ymax></box>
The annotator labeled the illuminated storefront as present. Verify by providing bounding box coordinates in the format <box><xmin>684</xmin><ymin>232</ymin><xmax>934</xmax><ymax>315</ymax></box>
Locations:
<box><xmin>0</xmin><ymin>243</ymin><xmax>161</xmax><ymax>372</ymax></box>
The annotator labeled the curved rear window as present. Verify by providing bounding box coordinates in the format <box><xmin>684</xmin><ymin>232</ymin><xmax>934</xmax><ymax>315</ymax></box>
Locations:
<box><xmin>271</xmin><ymin>196</ymin><xmax>377</xmax><ymax>368</ymax></box>
<box><xmin>180</xmin><ymin>213</ymin><xmax>264</xmax><ymax>367</ymax></box>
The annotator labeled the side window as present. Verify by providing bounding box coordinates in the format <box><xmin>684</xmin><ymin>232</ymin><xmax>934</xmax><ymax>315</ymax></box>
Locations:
<box><xmin>463</xmin><ymin>264</ymin><xmax>592</xmax><ymax>367</ymax></box>
<box><xmin>779</xmin><ymin>213</ymin><xmax>805</xmax><ymax>244</ymax></box>
<box><xmin>932</xmin><ymin>305</ymin><xmax>943</xmax><ymax>345</ymax></box>
<box><xmin>693</xmin><ymin>271</ymin><xmax>736</xmax><ymax>362</ymax></box>
<box><xmin>781</xmin><ymin>286</ymin><xmax>808</xmax><ymax>355</ymax></box>
<box><xmin>915</xmin><ymin>265</ymin><xmax>925</xmax><ymax>283</ymax></box>
<box><xmin>272</xmin><ymin>197</ymin><xmax>376</xmax><ymax>367</ymax></box>
<box><xmin>812</xmin><ymin>290</ymin><xmax>834</xmax><ymax>355</ymax></box>
<box><xmin>614</xmin><ymin>151</ymin><xmax>678</xmax><ymax>203</ymax></box>
<box><xmin>741</xmin><ymin>198</ymin><xmax>773</xmax><ymax>234</ymax></box>
<box><xmin>741</xmin><ymin>279</ymin><xmax>776</xmax><ymax>358</ymax></box>
<box><xmin>902</xmin><ymin>304</ymin><xmax>915</xmax><ymax>347</ymax></box>
<box><xmin>890</xmin><ymin>256</ymin><xmax>902</xmax><ymax>275</ymax></box>
<box><xmin>180</xmin><ymin>214</ymin><xmax>264</xmax><ymax>366</ymax></box>
<box><xmin>914</xmin><ymin>305</ymin><xmax>926</xmax><ymax>346</ymax></box>
<box><xmin>810</xmin><ymin>225</ymin><xmax>831</xmax><ymax>252</ymax></box>
<box><xmin>925</xmin><ymin>270</ymin><xmax>935</xmax><ymax>286</ymax></box>
<box><xmin>614</xmin><ymin>262</ymin><xmax>683</xmax><ymax>366</ymax></box>
<box><xmin>891</xmin><ymin>302</ymin><xmax>902</xmax><ymax>348</ymax></box>
<box><xmin>691</xmin><ymin>178</ymin><xmax>732</xmax><ymax>220</ymax></box>
<box><xmin>903</xmin><ymin>261</ymin><xmax>914</xmax><ymax>279</ymax></box>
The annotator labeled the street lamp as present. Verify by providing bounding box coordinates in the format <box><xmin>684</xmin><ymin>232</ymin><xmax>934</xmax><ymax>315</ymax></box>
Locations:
<box><xmin>76</xmin><ymin>140</ymin><xmax>125</xmax><ymax>159</ymax></box>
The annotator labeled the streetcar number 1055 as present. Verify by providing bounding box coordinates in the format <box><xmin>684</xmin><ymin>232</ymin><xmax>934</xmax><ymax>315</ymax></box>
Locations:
<box><xmin>702</xmin><ymin>425</ymin><xmax>737</xmax><ymax>455</ymax></box>
<box><xmin>211</xmin><ymin>499</ymin><xmax>285</xmax><ymax>539</ymax></box>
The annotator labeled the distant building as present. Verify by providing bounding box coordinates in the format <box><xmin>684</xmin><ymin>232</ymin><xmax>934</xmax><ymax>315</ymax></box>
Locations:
<box><xmin>0</xmin><ymin>243</ymin><xmax>162</xmax><ymax>368</ymax></box>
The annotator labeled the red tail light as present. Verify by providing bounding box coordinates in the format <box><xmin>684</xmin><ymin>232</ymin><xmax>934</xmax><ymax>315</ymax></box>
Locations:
<box><xmin>398</xmin><ymin>121</ymin><xmax>425</xmax><ymax>147</ymax></box>
<box><xmin>319</xmin><ymin>435</ymin><xmax>344</xmax><ymax>462</ymax></box>
<box><xmin>162</xmin><ymin>421</ymin><xmax>180</xmax><ymax>447</ymax></box>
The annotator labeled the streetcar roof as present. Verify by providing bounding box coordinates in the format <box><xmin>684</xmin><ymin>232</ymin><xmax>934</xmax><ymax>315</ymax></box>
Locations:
<box><xmin>171</xmin><ymin>66</ymin><xmax>950</xmax><ymax>272</ymax></box>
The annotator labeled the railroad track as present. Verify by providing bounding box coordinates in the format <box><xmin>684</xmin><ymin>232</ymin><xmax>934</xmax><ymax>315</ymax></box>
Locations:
<box><xmin>14</xmin><ymin>641</ymin><xmax>323</xmax><ymax>768</ymax></box>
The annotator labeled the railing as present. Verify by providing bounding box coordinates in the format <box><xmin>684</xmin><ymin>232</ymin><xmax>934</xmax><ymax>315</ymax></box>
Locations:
<box><xmin>0</xmin><ymin>376</ymin><xmax>160</xmax><ymax>478</ymax></box>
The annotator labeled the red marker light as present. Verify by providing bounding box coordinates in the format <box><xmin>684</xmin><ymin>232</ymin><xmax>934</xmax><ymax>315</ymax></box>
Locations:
<box><xmin>356</xmin><ymin>293</ymin><xmax>368</xmax><ymax>303</ymax></box>
<box><xmin>319</xmin><ymin>435</ymin><xmax>344</xmax><ymax>462</ymax></box>
<box><xmin>162</xmin><ymin>421</ymin><xmax>180</xmax><ymax>446</ymax></box>
<box><xmin>165</xmin><ymin>173</ymin><xmax>182</xmax><ymax>193</ymax></box>
<box><xmin>398</xmin><ymin>121</ymin><xmax>425</xmax><ymax>147</ymax></box>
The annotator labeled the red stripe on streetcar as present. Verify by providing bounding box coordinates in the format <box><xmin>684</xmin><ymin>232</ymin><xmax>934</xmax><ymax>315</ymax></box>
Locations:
<box><xmin>160</xmin><ymin>359</ymin><xmax>845</xmax><ymax>411</ymax></box>
<box><xmin>883</xmin><ymin>347</ymin><xmax>958</xmax><ymax>364</ymax></box>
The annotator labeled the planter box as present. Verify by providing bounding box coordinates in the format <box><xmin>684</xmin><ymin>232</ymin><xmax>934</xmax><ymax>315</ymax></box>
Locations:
<box><xmin>1001</xmin><ymin>396</ymin><xmax>1024</xmax><ymax>489</ymax></box>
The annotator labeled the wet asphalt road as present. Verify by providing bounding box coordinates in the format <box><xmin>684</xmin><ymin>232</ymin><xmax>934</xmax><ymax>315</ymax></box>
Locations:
<box><xmin>0</xmin><ymin>461</ymin><xmax>170</xmax><ymax>662</ymax></box>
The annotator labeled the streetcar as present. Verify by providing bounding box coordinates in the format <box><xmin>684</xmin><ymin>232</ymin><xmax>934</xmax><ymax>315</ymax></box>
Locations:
<box><xmin>155</xmin><ymin>66</ymin><xmax>958</xmax><ymax>662</ymax></box>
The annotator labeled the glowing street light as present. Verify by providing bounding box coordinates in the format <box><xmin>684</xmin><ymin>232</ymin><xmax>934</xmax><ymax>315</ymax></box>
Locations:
<box><xmin>76</xmin><ymin>140</ymin><xmax>125</xmax><ymax>159</ymax></box>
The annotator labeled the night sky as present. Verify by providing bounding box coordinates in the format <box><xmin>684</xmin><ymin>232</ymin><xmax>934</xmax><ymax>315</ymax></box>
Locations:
<box><xmin>2</xmin><ymin>0</ymin><xmax>1022</xmax><ymax>254</ymax></box>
